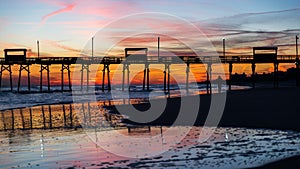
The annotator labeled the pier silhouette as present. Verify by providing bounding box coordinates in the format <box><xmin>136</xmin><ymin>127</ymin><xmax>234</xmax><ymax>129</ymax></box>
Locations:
<box><xmin>0</xmin><ymin>47</ymin><xmax>299</xmax><ymax>93</ymax></box>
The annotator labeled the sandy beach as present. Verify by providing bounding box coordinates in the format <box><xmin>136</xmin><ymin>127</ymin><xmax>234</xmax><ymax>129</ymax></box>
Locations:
<box><xmin>250</xmin><ymin>155</ymin><xmax>300</xmax><ymax>169</ymax></box>
<box><xmin>104</xmin><ymin>86</ymin><xmax>300</xmax><ymax>168</ymax></box>
<box><xmin>1</xmin><ymin>126</ymin><xmax>300</xmax><ymax>169</ymax></box>
<box><xmin>108</xmin><ymin>87</ymin><xmax>300</xmax><ymax>131</ymax></box>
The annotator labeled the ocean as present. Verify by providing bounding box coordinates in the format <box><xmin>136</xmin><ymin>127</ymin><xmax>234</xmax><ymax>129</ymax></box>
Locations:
<box><xmin>0</xmin><ymin>84</ymin><xmax>249</xmax><ymax>111</ymax></box>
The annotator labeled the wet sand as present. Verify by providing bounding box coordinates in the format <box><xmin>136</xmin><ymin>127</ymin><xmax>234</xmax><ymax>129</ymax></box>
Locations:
<box><xmin>250</xmin><ymin>155</ymin><xmax>300</xmax><ymax>169</ymax></box>
<box><xmin>105</xmin><ymin>87</ymin><xmax>300</xmax><ymax>168</ymax></box>
<box><xmin>109</xmin><ymin>87</ymin><xmax>300</xmax><ymax>131</ymax></box>
<box><xmin>1</xmin><ymin>127</ymin><xmax>300</xmax><ymax>169</ymax></box>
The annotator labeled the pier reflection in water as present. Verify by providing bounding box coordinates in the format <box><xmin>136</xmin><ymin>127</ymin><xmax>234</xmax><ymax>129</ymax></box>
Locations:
<box><xmin>0</xmin><ymin>100</ymin><xmax>131</xmax><ymax>131</ymax></box>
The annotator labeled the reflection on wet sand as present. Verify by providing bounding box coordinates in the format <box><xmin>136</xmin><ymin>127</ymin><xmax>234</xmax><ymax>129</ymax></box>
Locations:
<box><xmin>1</xmin><ymin>126</ymin><xmax>300</xmax><ymax>169</ymax></box>
<box><xmin>0</xmin><ymin>100</ymin><xmax>125</xmax><ymax>131</ymax></box>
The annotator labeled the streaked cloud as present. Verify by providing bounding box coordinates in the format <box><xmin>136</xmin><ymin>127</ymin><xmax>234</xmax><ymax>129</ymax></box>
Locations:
<box><xmin>43</xmin><ymin>40</ymin><xmax>81</xmax><ymax>55</ymax></box>
<box><xmin>198</xmin><ymin>8</ymin><xmax>300</xmax><ymax>55</ymax></box>
<box><xmin>40</xmin><ymin>2</ymin><xmax>76</xmax><ymax>25</ymax></box>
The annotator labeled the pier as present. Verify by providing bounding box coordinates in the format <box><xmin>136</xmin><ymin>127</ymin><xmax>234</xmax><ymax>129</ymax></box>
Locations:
<box><xmin>0</xmin><ymin>48</ymin><xmax>299</xmax><ymax>93</ymax></box>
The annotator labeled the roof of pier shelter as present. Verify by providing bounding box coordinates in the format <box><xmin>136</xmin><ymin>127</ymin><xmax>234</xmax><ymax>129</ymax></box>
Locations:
<box><xmin>253</xmin><ymin>46</ymin><xmax>278</xmax><ymax>50</ymax></box>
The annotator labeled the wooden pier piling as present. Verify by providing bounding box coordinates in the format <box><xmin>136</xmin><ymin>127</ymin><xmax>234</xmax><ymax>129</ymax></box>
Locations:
<box><xmin>143</xmin><ymin>64</ymin><xmax>150</xmax><ymax>91</ymax></box>
<box><xmin>17</xmin><ymin>64</ymin><xmax>31</xmax><ymax>93</ymax></box>
<box><xmin>0</xmin><ymin>64</ymin><xmax>13</xmax><ymax>91</ymax></box>
<box><xmin>274</xmin><ymin>62</ymin><xmax>279</xmax><ymax>88</ymax></box>
<box><xmin>251</xmin><ymin>62</ymin><xmax>256</xmax><ymax>88</ymax></box>
<box><xmin>102</xmin><ymin>63</ymin><xmax>111</xmax><ymax>91</ymax></box>
<box><xmin>206</xmin><ymin>63</ymin><xmax>212</xmax><ymax>94</ymax></box>
<box><xmin>80</xmin><ymin>64</ymin><xmax>90</xmax><ymax>91</ymax></box>
<box><xmin>186</xmin><ymin>63</ymin><xmax>190</xmax><ymax>93</ymax></box>
<box><xmin>62</xmin><ymin>64</ymin><xmax>72</xmax><ymax>91</ymax></box>
<box><xmin>228</xmin><ymin>63</ymin><xmax>233</xmax><ymax>91</ymax></box>
<box><xmin>122</xmin><ymin>63</ymin><xmax>130</xmax><ymax>91</ymax></box>
<box><xmin>40</xmin><ymin>64</ymin><xmax>50</xmax><ymax>92</ymax></box>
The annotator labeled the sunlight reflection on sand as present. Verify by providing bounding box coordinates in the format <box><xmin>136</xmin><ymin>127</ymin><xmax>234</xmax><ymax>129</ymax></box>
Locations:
<box><xmin>1</xmin><ymin>126</ymin><xmax>300</xmax><ymax>168</ymax></box>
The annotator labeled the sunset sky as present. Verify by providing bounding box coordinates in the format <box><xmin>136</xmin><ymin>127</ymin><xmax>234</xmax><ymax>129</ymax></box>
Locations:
<box><xmin>0</xmin><ymin>0</ymin><xmax>300</xmax><ymax>86</ymax></box>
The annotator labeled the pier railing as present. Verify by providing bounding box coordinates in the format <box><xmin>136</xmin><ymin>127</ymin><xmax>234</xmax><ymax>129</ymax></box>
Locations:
<box><xmin>0</xmin><ymin>55</ymin><xmax>298</xmax><ymax>65</ymax></box>
<box><xmin>1</xmin><ymin>54</ymin><xmax>298</xmax><ymax>64</ymax></box>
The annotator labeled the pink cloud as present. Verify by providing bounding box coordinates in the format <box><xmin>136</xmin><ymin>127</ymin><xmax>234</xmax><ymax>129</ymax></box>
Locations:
<box><xmin>41</xmin><ymin>3</ymin><xmax>76</xmax><ymax>25</ymax></box>
<box><xmin>74</xmin><ymin>0</ymin><xmax>141</xmax><ymax>18</ymax></box>
<box><xmin>36</xmin><ymin>0</ymin><xmax>142</xmax><ymax>38</ymax></box>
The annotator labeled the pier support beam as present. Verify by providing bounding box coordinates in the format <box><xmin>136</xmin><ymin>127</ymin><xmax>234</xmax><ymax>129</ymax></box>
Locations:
<box><xmin>18</xmin><ymin>64</ymin><xmax>31</xmax><ymax>93</ymax></box>
<box><xmin>296</xmin><ymin>57</ymin><xmax>300</xmax><ymax>87</ymax></box>
<box><xmin>61</xmin><ymin>64</ymin><xmax>72</xmax><ymax>91</ymax></box>
<box><xmin>186</xmin><ymin>63</ymin><xmax>190</xmax><ymax>93</ymax></box>
<box><xmin>163</xmin><ymin>64</ymin><xmax>171</xmax><ymax>93</ymax></box>
<box><xmin>80</xmin><ymin>64</ymin><xmax>90</xmax><ymax>91</ymax></box>
<box><xmin>163</xmin><ymin>65</ymin><xmax>166</xmax><ymax>92</ymax></box>
<box><xmin>251</xmin><ymin>62</ymin><xmax>256</xmax><ymax>88</ymax></box>
<box><xmin>0</xmin><ymin>64</ymin><xmax>13</xmax><ymax>91</ymax></box>
<box><xmin>40</xmin><ymin>64</ymin><xmax>50</xmax><ymax>92</ymax></box>
<box><xmin>143</xmin><ymin>64</ymin><xmax>150</xmax><ymax>91</ymax></box>
<box><xmin>206</xmin><ymin>63</ymin><xmax>212</xmax><ymax>94</ymax></box>
<box><xmin>228</xmin><ymin>63</ymin><xmax>233</xmax><ymax>91</ymax></box>
<box><xmin>102</xmin><ymin>64</ymin><xmax>111</xmax><ymax>92</ymax></box>
<box><xmin>122</xmin><ymin>64</ymin><xmax>130</xmax><ymax>91</ymax></box>
<box><xmin>273</xmin><ymin>62</ymin><xmax>279</xmax><ymax>88</ymax></box>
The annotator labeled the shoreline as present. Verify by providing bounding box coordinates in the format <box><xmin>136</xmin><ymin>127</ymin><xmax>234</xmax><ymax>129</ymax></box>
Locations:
<box><xmin>107</xmin><ymin>86</ymin><xmax>300</xmax><ymax>131</ymax></box>
<box><xmin>1</xmin><ymin>86</ymin><xmax>299</xmax><ymax>132</ymax></box>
